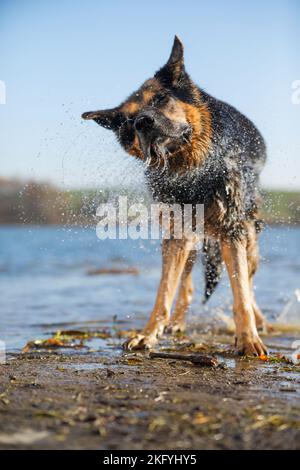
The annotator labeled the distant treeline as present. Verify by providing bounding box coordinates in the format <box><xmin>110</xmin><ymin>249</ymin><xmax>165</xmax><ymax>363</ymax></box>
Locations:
<box><xmin>0</xmin><ymin>177</ymin><xmax>300</xmax><ymax>226</ymax></box>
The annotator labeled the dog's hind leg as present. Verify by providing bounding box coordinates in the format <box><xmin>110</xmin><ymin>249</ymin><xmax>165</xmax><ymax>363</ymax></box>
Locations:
<box><xmin>246</xmin><ymin>223</ymin><xmax>270</xmax><ymax>332</ymax></box>
<box><xmin>221</xmin><ymin>237</ymin><xmax>267</xmax><ymax>356</ymax></box>
<box><xmin>166</xmin><ymin>250</ymin><xmax>197</xmax><ymax>334</ymax></box>
<box><xmin>123</xmin><ymin>238</ymin><xmax>196</xmax><ymax>350</ymax></box>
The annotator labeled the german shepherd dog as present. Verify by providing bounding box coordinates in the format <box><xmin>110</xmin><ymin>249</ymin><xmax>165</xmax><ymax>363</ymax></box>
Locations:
<box><xmin>82</xmin><ymin>36</ymin><xmax>268</xmax><ymax>356</ymax></box>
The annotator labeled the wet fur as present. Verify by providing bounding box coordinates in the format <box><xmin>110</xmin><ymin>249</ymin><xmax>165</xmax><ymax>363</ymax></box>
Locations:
<box><xmin>82</xmin><ymin>36</ymin><xmax>268</xmax><ymax>356</ymax></box>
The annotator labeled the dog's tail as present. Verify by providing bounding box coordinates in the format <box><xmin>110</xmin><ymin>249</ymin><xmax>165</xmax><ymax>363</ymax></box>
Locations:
<box><xmin>202</xmin><ymin>238</ymin><xmax>223</xmax><ymax>303</ymax></box>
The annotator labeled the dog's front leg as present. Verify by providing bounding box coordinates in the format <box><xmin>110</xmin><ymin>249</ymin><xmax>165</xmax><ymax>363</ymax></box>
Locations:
<box><xmin>124</xmin><ymin>238</ymin><xmax>193</xmax><ymax>350</ymax></box>
<box><xmin>221</xmin><ymin>238</ymin><xmax>267</xmax><ymax>356</ymax></box>
<box><xmin>167</xmin><ymin>249</ymin><xmax>197</xmax><ymax>333</ymax></box>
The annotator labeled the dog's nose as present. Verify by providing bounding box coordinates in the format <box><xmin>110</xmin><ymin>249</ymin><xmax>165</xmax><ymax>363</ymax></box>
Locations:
<box><xmin>134</xmin><ymin>115</ymin><xmax>155</xmax><ymax>132</ymax></box>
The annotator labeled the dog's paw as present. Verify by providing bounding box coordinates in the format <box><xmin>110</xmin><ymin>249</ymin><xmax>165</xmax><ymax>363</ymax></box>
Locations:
<box><xmin>236</xmin><ymin>332</ymin><xmax>268</xmax><ymax>357</ymax></box>
<box><xmin>123</xmin><ymin>333</ymin><xmax>158</xmax><ymax>351</ymax></box>
<box><xmin>256</xmin><ymin>321</ymin><xmax>273</xmax><ymax>334</ymax></box>
<box><xmin>165</xmin><ymin>321</ymin><xmax>186</xmax><ymax>335</ymax></box>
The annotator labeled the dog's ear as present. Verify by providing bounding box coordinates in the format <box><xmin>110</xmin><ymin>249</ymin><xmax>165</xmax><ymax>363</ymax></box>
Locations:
<box><xmin>168</xmin><ymin>35</ymin><xmax>184</xmax><ymax>66</ymax></box>
<box><xmin>81</xmin><ymin>108</ymin><xmax>124</xmax><ymax>130</ymax></box>
<box><xmin>155</xmin><ymin>35</ymin><xmax>185</xmax><ymax>87</ymax></box>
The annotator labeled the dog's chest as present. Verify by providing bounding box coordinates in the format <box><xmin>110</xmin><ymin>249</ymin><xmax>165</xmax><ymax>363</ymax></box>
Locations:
<box><xmin>145</xmin><ymin>163</ymin><xmax>226</xmax><ymax>207</ymax></box>
<box><xmin>145</xmin><ymin>161</ymin><xmax>250</xmax><ymax>238</ymax></box>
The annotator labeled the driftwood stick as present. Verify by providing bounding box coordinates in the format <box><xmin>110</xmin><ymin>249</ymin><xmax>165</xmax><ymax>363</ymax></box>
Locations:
<box><xmin>149</xmin><ymin>351</ymin><xmax>218</xmax><ymax>367</ymax></box>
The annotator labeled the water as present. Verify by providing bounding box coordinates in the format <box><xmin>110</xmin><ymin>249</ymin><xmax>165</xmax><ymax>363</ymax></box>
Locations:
<box><xmin>0</xmin><ymin>225</ymin><xmax>299</xmax><ymax>351</ymax></box>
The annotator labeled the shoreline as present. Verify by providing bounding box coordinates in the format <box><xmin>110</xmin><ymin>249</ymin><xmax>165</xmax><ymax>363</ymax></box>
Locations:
<box><xmin>0</xmin><ymin>333</ymin><xmax>299</xmax><ymax>450</ymax></box>
<box><xmin>1</xmin><ymin>221</ymin><xmax>300</xmax><ymax>227</ymax></box>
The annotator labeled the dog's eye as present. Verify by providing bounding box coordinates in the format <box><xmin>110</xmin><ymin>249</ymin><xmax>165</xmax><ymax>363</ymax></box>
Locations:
<box><xmin>153</xmin><ymin>93</ymin><xmax>168</xmax><ymax>106</ymax></box>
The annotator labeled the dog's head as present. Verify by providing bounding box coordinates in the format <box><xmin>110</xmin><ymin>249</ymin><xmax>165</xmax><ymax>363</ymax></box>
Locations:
<box><xmin>82</xmin><ymin>36</ymin><xmax>211</xmax><ymax>170</ymax></box>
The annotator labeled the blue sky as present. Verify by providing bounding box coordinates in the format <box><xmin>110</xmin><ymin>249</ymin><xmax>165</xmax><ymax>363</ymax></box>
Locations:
<box><xmin>0</xmin><ymin>0</ymin><xmax>299</xmax><ymax>189</ymax></box>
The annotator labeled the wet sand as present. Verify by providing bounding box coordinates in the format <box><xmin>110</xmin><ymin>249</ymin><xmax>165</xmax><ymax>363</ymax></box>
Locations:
<box><xmin>0</xmin><ymin>332</ymin><xmax>299</xmax><ymax>450</ymax></box>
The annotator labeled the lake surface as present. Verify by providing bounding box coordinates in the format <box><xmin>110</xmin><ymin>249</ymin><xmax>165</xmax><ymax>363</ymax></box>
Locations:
<box><xmin>0</xmin><ymin>225</ymin><xmax>299</xmax><ymax>351</ymax></box>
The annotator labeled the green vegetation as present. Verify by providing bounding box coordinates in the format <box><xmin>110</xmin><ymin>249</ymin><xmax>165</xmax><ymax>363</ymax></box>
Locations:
<box><xmin>0</xmin><ymin>177</ymin><xmax>299</xmax><ymax>225</ymax></box>
<box><xmin>261</xmin><ymin>190</ymin><xmax>300</xmax><ymax>225</ymax></box>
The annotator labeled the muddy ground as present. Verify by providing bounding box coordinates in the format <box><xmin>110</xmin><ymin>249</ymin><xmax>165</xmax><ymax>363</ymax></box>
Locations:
<box><xmin>0</xmin><ymin>332</ymin><xmax>299</xmax><ymax>450</ymax></box>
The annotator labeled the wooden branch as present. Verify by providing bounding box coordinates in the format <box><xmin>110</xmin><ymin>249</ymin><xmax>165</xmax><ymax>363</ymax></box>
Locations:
<box><xmin>149</xmin><ymin>351</ymin><xmax>218</xmax><ymax>367</ymax></box>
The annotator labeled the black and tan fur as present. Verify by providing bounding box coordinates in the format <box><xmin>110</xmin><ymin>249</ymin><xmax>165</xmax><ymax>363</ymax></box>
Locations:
<box><xmin>82</xmin><ymin>36</ymin><xmax>268</xmax><ymax>356</ymax></box>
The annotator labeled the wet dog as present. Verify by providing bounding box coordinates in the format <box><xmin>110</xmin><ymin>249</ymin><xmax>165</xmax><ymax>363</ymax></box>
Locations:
<box><xmin>82</xmin><ymin>36</ymin><xmax>268</xmax><ymax>356</ymax></box>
